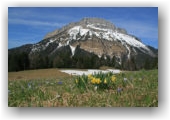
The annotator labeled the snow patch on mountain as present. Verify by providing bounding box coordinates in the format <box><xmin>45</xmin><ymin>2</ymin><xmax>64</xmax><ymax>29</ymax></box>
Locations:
<box><xmin>70</xmin><ymin>45</ymin><xmax>76</xmax><ymax>56</ymax></box>
<box><xmin>125</xmin><ymin>44</ymin><xmax>131</xmax><ymax>59</ymax></box>
<box><xmin>68</xmin><ymin>26</ymin><xmax>89</xmax><ymax>40</ymax></box>
<box><xmin>45</xmin><ymin>39</ymin><xmax>54</xmax><ymax>47</ymax></box>
<box><xmin>87</xmin><ymin>24</ymin><xmax>108</xmax><ymax>32</ymax></box>
<box><xmin>132</xmin><ymin>47</ymin><xmax>137</xmax><ymax>54</ymax></box>
<box><xmin>57</xmin><ymin>42</ymin><xmax>63</xmax><ymax>48</ymax></box>
<box><xmin>31</xmin><ymin>44</ymin><xmax>42</xmax><ymax>52</ymax></box>
<box><xmin>98</xmin><ymin>55</ymin><xmax>102</xmax><ymax>58</ymax></box>
<box><xmin>80</xmin><ymin>28</ymin><xmax>89</xmax><ymax>36</ymax></box>
<box><xmin>116</xmin><ymin>33</ymin><xmax>145</xmax><ymax>48</ymax></box>
<box><xmin>116</xmin><ymin>56</ymin><xmax>122</xmax><ymax>65</ymax></box>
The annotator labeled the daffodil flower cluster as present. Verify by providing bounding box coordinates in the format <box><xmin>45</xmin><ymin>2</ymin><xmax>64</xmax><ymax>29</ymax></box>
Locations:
<box><xmin>88</xmin><ymin>74</ymin><xmax>101</xmax><ymax>84</ymax></box>
<box><xmin>75</xmin><ymin>73</ymin><xmax>117</xmax><ymax>90</ymax></box>
<box><xmin>91</xmin><ymin>78</ymin><xmax>101</xmax><ymax>84</ymax></box>
<box><xmin>88</xmin><ymin>74</ymin><xmax>116</xmax><ymax>85</ymax></box>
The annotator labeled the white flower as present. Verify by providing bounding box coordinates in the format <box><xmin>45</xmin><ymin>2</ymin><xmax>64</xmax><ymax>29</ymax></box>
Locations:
<box><xmin>124</xmin><ymin>78</ymin><xmax>128</xmax><ymax>81</ymax></box>
<box><xmin>94</xmin><ymin>86</ymin><xmax>98</xmax><ymax>91</ymax></box>
<box><xmin>56</xmin><ymin>95</ymin><xmax>61</xmax><ymax>98</ymax></box>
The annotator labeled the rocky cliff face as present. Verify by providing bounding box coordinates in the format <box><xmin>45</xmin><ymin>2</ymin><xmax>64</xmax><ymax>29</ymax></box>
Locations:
<box><xmin>33</xmin><ymin>17</ymin><xmax>155</xmax><ymax>58</ymax></box>
<box><xmin>8</xmin><ymin>18</ymin><xmax>158</xmax><ymax>71</ymax></box>
<box><xmin>44</xmin><ymin>18</ymin><xmax>117</xmax><ymax>39</ymax></box>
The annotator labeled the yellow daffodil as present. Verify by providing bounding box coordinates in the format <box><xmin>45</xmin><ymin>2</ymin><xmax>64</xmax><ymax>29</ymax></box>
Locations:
<box><xmin>88</xmin><ymin>74</ymin><xmax>93</xmax><ymax>80</ymax></box>
<box><xmin>75</xmin><ymin>79</ymin><xmax>78</xmax><ymax>84</ymax></box>
<box><xmin>91</xmin><ymin>78</ymin><xmax>96</xmax><ymax>84</ymax></box>
<box><xmin>104</xmin><ymin>78</ymin><xmax>107</xmax><ymax>84</ymax></box>
<box><xmin>91</xmin><ymin>78</ymin><xmax>101</xmax><ymax>84</ymax></box>
<box><xmin>88</xmin><ymin>74</ymin><xmax>92</xmax><ymax>78</ymax></box>
<box><xmin>111</xmin><ymin>76</ymin><xmax>116</xmax><ymax>82</ymax></box>
<box><xmin>96</xmin><ymin>78</ymin><xmax>101</xmax><ymax>84</ymax></box>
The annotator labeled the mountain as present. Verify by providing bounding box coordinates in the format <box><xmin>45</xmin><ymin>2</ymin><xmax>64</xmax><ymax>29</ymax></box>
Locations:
<box><xmin>8</xmin><ymin>18</ymin><xmax>158</xmax><ymax>71</ymax></box>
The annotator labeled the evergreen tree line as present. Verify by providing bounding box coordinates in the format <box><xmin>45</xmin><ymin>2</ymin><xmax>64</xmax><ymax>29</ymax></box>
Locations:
<box><xmin>8</xmin><ymin>48</ymin><xmax>158</xmax><ymax>72</ymax></box>
<box><xmin>8</xmin><ymin>52</ymin><xmax>30</xmax><ymax>72</ymax></box>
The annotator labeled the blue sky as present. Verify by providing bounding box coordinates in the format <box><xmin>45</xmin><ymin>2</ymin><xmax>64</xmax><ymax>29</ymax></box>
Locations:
<box><xmin>8</xmin><ymin>7</ymin><xmax>158</xmax><ymax>49</ymax></box>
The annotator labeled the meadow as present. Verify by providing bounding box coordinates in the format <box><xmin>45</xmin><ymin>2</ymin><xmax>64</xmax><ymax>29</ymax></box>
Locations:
<box><xmin>8</xmin><ymin>68</ymin><xmax>158</xmax><ymax>107</ymax></box>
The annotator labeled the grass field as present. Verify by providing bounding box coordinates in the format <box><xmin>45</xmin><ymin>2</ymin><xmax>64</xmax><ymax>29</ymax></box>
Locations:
<box><xmin>8</xmin><ymin>68</ymin><xmax>71</xmax><ymax>80</ymax></box>
<box><xmin>8</xmin><ymin>68</ymin><xmax>158</xmax><ymax>107</ymax></box>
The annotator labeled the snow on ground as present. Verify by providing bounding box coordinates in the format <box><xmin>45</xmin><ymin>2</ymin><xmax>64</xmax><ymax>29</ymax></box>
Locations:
<box><xmin>60</xmin><ymin>69</ymin><xmax>121</xmax><ymax>76</ymax></box>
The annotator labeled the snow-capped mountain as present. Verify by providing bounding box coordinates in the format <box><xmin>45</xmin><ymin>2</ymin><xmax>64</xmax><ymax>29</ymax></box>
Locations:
<box><xmin>8</xmin><ymin>18</ymin><xmax>158</xmax><ymax>71</ymax></box>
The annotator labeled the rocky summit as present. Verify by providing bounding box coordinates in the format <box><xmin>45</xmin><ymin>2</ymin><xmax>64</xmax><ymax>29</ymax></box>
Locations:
<box><xmin>8</xmin><ymin>18</ymin><xmax>158</xmax><ymax>71</ymax></box>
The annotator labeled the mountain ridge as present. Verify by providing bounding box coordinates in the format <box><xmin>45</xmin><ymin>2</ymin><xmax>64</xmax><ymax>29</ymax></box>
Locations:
<box><xmin>8</xmin><ymin>17</ymin><xmax>158</xmax><ymax>71</ymax></box>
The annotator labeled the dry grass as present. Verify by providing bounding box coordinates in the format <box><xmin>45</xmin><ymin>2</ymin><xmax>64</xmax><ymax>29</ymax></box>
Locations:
<box><xmin>8</xmin><ymin>69</ymin><xmax>158</xmax><ymax>107</ymax></box>
<box><xmin>8</xmin><ymin>68</ymin><xmax>70</xmax><ymax>80</ymax></box>
<box><xmin>99</xmin><ymin>66</ymin><xmax>114</xmax><ymax>70</ymax></box>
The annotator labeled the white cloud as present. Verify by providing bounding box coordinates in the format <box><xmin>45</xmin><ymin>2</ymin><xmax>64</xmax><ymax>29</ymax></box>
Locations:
<box><xmin>8</xmin><ymin>18</ymin><xmax>64</xmax><ymax>27</ymax></box>
<box><xmin>8</xmin><ymin>8</ymin><xmax>76</xmax><ymax>24</ymax></box>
